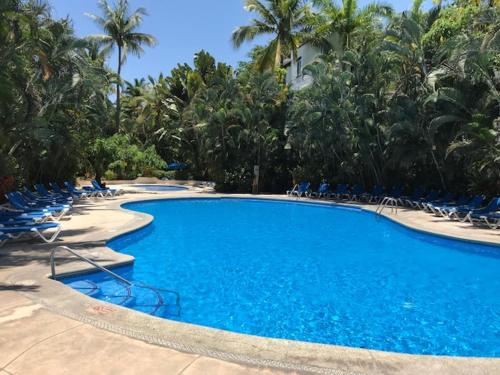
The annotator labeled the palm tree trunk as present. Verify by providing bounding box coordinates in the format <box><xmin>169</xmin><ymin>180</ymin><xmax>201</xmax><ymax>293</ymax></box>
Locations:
<box><xmin>116</xmin><ymin>44</ymin><xmax>122</xmax><ymax>133</ymax></box>
<box><xmin>425</xmin><ymin>127</ymin><xmax>446</xmax><ymax>191</ymax></box>
<box><xmin>430</xmin><ymin>147</ymin><xmax>446</xmax><ymax>191</ymax></box>
<box><xmin>253</xmin><ymin>138</ymin><xmax>262</xmax><ymax>194</ymax></box>
<box><xmin>95</xmin><ymin>166</ymin><xmax>103</xmax><ymax>185</ymax></box>
<box><xmin>274</xmin><ymin>41</ymin><xmax>282</xmax><ymax>68</ymax></box>
<box><xmin>369</xmin><ymin>148</ymin><xmax>381</xmax><ymax>185</ymax></box>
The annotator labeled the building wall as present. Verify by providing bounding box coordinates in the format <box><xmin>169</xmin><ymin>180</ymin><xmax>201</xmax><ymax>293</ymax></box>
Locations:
<box><xmin>285</xmin><ymin>44</ymin><xmax>321</xmax><ymax>90</ymax></box>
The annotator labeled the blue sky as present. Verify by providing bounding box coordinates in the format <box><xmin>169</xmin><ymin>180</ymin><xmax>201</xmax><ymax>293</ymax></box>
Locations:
<box><xmin>50</xmin><ymin>0</ymin><xmax>433</xmax><ymax>82</ymax></box>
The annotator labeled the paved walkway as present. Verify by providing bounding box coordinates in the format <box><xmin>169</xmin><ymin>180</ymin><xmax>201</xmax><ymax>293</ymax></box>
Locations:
<box><xmin>0</xmin><ymin>190</ymin><xmax>498</xmax><ymax>375</ymax></box>
<box><xmin>0</xmin><ymin>291</ymin><xmax>292</xmax><ymax>374</ymax></box>
<box><xmin>0</xmin><ymin>191</ymin><xmax>298</xmax><ymax>375</ymax></box>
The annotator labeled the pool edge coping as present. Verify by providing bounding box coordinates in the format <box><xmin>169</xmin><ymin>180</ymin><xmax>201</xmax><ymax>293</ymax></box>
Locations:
<box><xmin>5</xmin><ymin>192</ymin><xmax>500</xmax><ymax>375</ymax></box>
<box><xmin>115</xmin><ymin>194</ymin><xmax>500</xmax><ymax>248</ymax></box>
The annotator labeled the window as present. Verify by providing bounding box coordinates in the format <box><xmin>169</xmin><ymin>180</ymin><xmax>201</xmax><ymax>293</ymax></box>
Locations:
<box><xmin>296</xmin><ymin>57</ymin><xmax>302</xmax><ymax>78</ymax></box>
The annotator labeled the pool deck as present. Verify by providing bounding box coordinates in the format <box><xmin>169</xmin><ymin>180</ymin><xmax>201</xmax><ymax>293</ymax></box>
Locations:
<box><xmin>0</xmin><ymin>189</ymin><xmax>499</xmax><ymax>375</ymax></box>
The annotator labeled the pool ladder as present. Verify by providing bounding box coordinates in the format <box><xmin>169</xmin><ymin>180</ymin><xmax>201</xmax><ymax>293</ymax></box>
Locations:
<box><xmin>376</xmin><ymin>196</ymin><xmax>399</xmax><ymax>216</ymax></box>
<box><xmin>50</xmin><ymin>246</ymin><xmax>181</xmax><ymax>316</ymax></box>
<box><xmin>50</xmin><ymin>246</ymin><xmax>132</xmax><ymax>285</ymax></box>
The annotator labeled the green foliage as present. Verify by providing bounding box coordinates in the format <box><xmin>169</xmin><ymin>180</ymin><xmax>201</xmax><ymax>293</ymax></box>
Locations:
<box><xmin>90</xmin><ymin>134</ymin><xmax>166</xmax><ymax>180</ymax></box>
<box><xmin>0</xmin><ymin>0</ymin><xmax>113</xmax><ymax>185</ymax></box>
<box><xmin>286</xmin><ymin>2</ymin><xmax>499</xmax><ymax>194</ymax></box>
<box><xmin>86</xmin><ymin>0</ymin><xmax>157</xmax><ymax>131</ymax></box>
<box><xmin>232</xmin><ymin>0</ymin><xmax>311</xmax><ymax>71</ymax></box>
<box><xmin>422</xmin><ymin>4</ymin><xmax>479</xmax><ymax>56</ymax></box>
<box><xmin>1</xmin><ymin>0</ymin><xmax>498</xmax><ymax>197</ymax></box>
<box><xmin>149</xmin><ymin>51</ymin><xmax>289</xmax><ymax>191</ymax></box>
<box><xmin>307</xmin><ymin>0</ymin><xmax>393</xmax><ymax>56</ymax></box>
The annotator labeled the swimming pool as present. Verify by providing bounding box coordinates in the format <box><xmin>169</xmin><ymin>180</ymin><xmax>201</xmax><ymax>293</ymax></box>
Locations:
<box><xmin>63</xmin><ymin>198</ymin><xmax>500</xmax><ymax>357</ymax></box>
<box><xmin>130</xmin><ymin>184</ymin><xmax>188</xmax><ymax>192</ymax></box>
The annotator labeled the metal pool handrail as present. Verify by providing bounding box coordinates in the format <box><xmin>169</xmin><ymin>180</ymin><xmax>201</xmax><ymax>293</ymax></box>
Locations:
<box><xmin>50</xmin><ymin>245</ymin><xmax>132</xmax><ymax>285</ymax></box>
<box><xmin>376</xmin><ymin>196</ymin><xmax>399</xmax><ymax>215</ymax></box>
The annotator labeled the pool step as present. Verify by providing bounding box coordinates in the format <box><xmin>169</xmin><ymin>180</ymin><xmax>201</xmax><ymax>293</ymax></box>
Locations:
<box><xmin>67</xmin><ymin>279</ymin><xmax>181</xmax><ymax>317</ymax></box>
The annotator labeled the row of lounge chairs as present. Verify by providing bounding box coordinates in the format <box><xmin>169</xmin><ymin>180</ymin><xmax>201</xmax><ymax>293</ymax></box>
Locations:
<box><xmin>0</xmin><ymin>180</ymin><xmax>123</xmax><ymax>247</ymax></box>
<box><xmin>286</xmin><ymin>182</ymin><xmax>500</xmax><ymax>229</ymax></box>
<box><xmin>287</xmin><ymin>182</ymin><xmax>386</xmax><ymax>202</ymax></box>
<box><xmin>412</xmin><ymin>193</ymin><xmax>500</xmax><ymax>229</ymax></box>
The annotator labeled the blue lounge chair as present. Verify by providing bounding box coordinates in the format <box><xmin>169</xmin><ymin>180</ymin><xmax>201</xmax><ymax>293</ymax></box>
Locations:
<box><xmin>0</xmin><ymin>217</ymin><xmax>35</xmax><ymax>227</ymax></box>
<box><xmin>401</xmin><ymin>187</ymin><xmax>426</xmax><ymax>207</ymax></box>
<box><xmin>0</xmin><ymin>221</ymin><xmax>61</xmax><ymax>243</ymax></box>
<box><xmin>0</xmin><ymin>209</ymin><xmax>51</xmax><ymax>223</ymax></box>
<box><xmin>286</xmin><ymin>182</ymin><xmax>310</xmax><ymax>197</ymax></box>
<box><xmin>101</xmin><ymin>180</ymin><xmax>123</xmax><ymax>196</ymax></box>
<box><xmin>0</xmin><ymin>234</ymin><xmax>8</xmax><ymax>247</ymax></box>
<box><xmin>331</xmin><ymin>184</ymin><xmax>349</xmax><ymax>200</ymax></box>
<box><xmin>1</xmin><ymin>204</ymin><xmax>55</xmax><ymax>220</ymax></box>
<box><xmin>48</xmin><ymin>183</ymin><xmax>74</xmax><ymax>199</ymax></box>
<box><xmin>387</xmin><ymin>186</ymin><xmax>404</xmax><ymax>199</ymax></box>
<box><xmin>23</xmin><ymin>188</ymin><xmax>67</xmax><ymax>205</ymax></box>
<box><xmin>361</xmin><ymin>185</ymin><xmax>385</xmax><ymax>203</ymax></box>
<box><xmin>12</xmin><ymin>191</ymin><xmax>70</xmax><ymax>211</ymax></box>
<box><xmin>310</xmin><ymin>182</ymin><xmax>331</xmax><ymax>198</ymax></box>
<box><xmin>51</xmin><ymin>182</ymin><xmax>87</xmax><ymax>200</ymax></box>
<box><xmin>82</xmin><ymin>182</ymin><xmax>110</xmax><ymax>198</ymax></box>
<box><xmin>65</xmin><ymin>181</ymin><xmax>94</xmax><ymax>198</ymax></box>
<box><xmin>446</xmin><ymin>195</ymin><xmax>485</xmax><ymax>219</ymax></box>
<box><xmin>91</xmin><ymin>180</ymin><xmax>122</xmax><ymax>197</ymax></box>
<box><xmin>411</xmin><ymin>190</ymin><xmax>440</xmax><ymax>209</ymax></box>
<box><xmin>458</xmin><ymin>197</ymin><xmax>500</xmax><ymax>224</ymax></box>
<box><xmin>422</xmin><ymin>192</ymin><xmax>455</xmax><ymax>212</ymax></box>
<box><xmin>429</xmin><ymin>195</ymin><xmax>472</xmax><ymax>216</ymax></box>
<box><xmin>35</xmin><ymin>183</ymin><xmax>72</xmax><ymax>203</ymax></box>
<box><xmin>6</xmin><ymin>192</ymin><xmax>70</xmax><ymax>221</ymax></box>
<box><xmin>348</xmin><ymin>185</ymin><xmax>365</xmax><ymax>201</ymax></box>
<box><xmin>479</xmin><ymin>212</ymin><xmax>500</xmax><ymax>229</ymax></box>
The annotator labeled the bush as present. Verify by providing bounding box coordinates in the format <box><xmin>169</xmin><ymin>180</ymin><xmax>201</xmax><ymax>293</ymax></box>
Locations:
<box><xmin>103</xmin><ymin>170</ymin><xmax>118</xmax><ymax>180</ymax></box>
<box><xmin>214</xmin><ymin>168</ymin><xmax>253</xmax><ymax>193</ymax></box>
<box><xmin>90</xmin><ymin>134</ymin><xmax>167</xmax><ymax>180</ymax></box>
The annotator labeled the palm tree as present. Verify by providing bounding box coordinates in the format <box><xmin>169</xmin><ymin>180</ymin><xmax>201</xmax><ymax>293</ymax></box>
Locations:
<box><xmin>86</xmin><ymin>0</ymin><xmax>156</xmax><ymax>132</ymax></box>
<box><xmin>308</xmin><ymin>0</ymin><xmax>393</xmax><ymax>56</ymax></box>
<box><xmin>382</xmin><ymin>3</ymin><xmax>449</xmax><ymax>189</ymax></box>
<box><xmin>232</xmin><ymin>0</ymin><xmax>310</xmax><ymax>71</ymax></box>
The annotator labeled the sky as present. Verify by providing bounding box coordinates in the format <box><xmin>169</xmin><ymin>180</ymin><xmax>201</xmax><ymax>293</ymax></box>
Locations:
<box><xmin>50</xmin><ymin>0</ymin><xmax>433</xmax><ymax>82</ymax></box>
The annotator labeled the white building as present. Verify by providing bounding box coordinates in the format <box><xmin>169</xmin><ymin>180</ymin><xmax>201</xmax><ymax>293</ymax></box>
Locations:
<box><xmin>283</xmin><ymin>43</ymin><xmax>321</xmax><ymax>90</ymax></box>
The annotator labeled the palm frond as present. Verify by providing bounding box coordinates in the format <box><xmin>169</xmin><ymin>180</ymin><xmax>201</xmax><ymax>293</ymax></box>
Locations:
<box><xmin>232</xmin><ymin>25</ymin><xmax>271</xmax><ymax>48</ymax></box>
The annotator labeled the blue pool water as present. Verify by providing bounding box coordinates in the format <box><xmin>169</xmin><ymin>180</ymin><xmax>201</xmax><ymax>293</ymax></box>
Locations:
<box><xmin>132</xmin><ymin>184</ymin><xmax>188</xmax><ymax>192</ymax></box>
<box><xmin>63</xmin><ymin>198</ymin><xmax>500</xmax><ymax>357</ymax></box>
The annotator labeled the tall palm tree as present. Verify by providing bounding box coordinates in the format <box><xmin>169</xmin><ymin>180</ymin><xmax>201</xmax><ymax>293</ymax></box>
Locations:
<box><xmin>309</xmin><ymin>0</ymin><xmax>393</xmax><ymax>56</ymax></box>
<box><xmin>86</xmin><ymin>0</ymin><xmax>156</xmax><ymax>132</ymax></box>
<box><xmin>232</xmin><ymin>0</ymin><xmax>310</xmax><ymax>71</ymax></box>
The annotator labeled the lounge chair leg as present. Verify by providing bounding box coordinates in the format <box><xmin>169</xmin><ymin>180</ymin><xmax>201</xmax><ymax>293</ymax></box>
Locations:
<box><xmin>481</xmin><ymin>217</ymin><xmax>498</xmax><ymax>230</ymax></box>
<box><xmin>53</xmin><ymin>208</ymin><xmax>70</xmax><ymax>221</ymax></box>
<box><xmin>31</xmin><ymin>226</ymin><xmax>61</xmax><ymax>243</ymax></box>
<box><xmin>457</xmin><ymin>212</ymin><xmax>471</xmax><ymax>223</ymax></box>
<box><xmin>44</xmin><ymin>214</ymin><xmax>57</xmax><ymax>222</ymax></box>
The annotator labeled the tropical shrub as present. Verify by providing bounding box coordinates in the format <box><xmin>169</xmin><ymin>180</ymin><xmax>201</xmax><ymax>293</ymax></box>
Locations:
<box><xmin>90</xmin><ymin>134</ymin><xmax>166</xmax><ymax>180</ymax></box>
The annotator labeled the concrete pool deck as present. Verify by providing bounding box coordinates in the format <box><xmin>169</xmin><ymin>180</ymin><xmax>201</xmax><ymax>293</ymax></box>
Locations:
<box><xmin>0</xmin><ymin>189</ymin><xmax>499</xmax><ymax>375</ymax></box>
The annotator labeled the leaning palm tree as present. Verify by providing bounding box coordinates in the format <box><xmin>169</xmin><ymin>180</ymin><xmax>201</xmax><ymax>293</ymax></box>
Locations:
<box><xmin>232</xmin><ymin>0</ymin><xmax>310</xmax><ymax>71</ymax></box>
<box><xmin>86</xmin><ymin>0</ymin><xmax>156</xmax><ymax>132</ymax></box>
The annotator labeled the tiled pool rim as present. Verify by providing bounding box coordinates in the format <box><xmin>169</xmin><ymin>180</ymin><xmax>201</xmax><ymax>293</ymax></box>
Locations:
<box><xmin>8</xmin><ymin>193</ymin><xmax>500</xmax><ymax>375</ymax></box>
